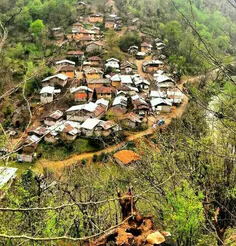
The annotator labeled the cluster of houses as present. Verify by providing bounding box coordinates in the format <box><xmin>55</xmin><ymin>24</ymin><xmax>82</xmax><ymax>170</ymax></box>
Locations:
<box><xmin>9</xmin><ymin>2</ymin><xmax>184</xmax><ymax>163</ymax></box>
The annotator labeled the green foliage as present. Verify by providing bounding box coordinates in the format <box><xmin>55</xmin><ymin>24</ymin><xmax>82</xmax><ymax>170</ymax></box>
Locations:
<box><xmin>119</xmin><ymin>32</ymin><xmax>141</xmax><ymax>52</ymax></box>
<box><xmin>30</xmin><ymin>19</ymin><xmax>44</xmax><ymax>36</ymax></box>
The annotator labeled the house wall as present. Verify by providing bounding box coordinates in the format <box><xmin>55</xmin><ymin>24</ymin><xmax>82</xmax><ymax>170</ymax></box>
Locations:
<box><xmin>90</xmin><ymin>61</ymin><xmax>100</xmax><ymax>66</ymax></box>
<box><xmin>97</xmin><ymin>93</ymin><xmax>112</xmax><ymax>100</ymax></box>
<box><xmin>61</xmin><ymin>133</ymin><xmax>77</xmax><ymax>141</ymax></box>
<box><xmin>111</xmin><ymin>81</ymin><xmax>121</xmax><ymax>87</ymax></box>
<box><xmin>61</xmin><ymin>71</ymin><xmax>74</xmax><ymax>79</ymax></box>
<box><xmin>146</xmin><ymin>66</ymin><xmax>161</xmax><ymax>73</ymax></box>
<box><xmin>88</xmin><ymin>83</ymin><xmax>103</xmax><ymax>89</ymax></box>
<box><xmin>105</xmin><ymin>22</ymin><xmax>114</xmax><ymax>29</ymax></box>
<box><xmin>141</xmin><ymin>47</ymin><xmax>149</xmax><ymax>53</ymax></box>
<box><xmin>89</xmin><ymin>17</ymin><xmax>103</xmax><ymax>23</ymax></box>
<box><xmin>44</xmin><ymin>135</ymin><xmax>58</xmax><ymax>143</ymax></box>
<box><xmin>85</xmin><ymin>73</ymin><xmax>102</xmax><ymax>79</ymax></box>
<box><xmin>17</xmin><ymin>154</ymin><xmax>33</xmax><ymax>163</ymax></box>
<box><xmin>66</xmin><ymin>111</ymin><xmax>94</xmax><ymax>122</ymax></box>
<box><xmin>41</xmin><ymin>95</ymin><xmax>53</xmax><ymax>104</ymax></box>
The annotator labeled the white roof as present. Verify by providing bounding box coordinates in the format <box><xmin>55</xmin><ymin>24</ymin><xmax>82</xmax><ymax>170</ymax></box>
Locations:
<box><xmin>143</xmin><ymin>60</ymin><xmax>164</xmax><ymax>66</ymax></box>
<box><xmin>117</xmin><ymin>90</ymin><xmax>127</xmax><ymax>96</ymax></box>
<box><xmin>66</xmin><ymin>102</ymin><xmax>97</xmax><ymax>113</ymax></box>
<box><xmin>120</xmin><ymin>75</ymin><xmax>133</xmax><ymax>85</ymax></box>
<box><xmin>42</xmin><ymin>73</ymin><xmax>68</xmax><ymax>82</ymax></box>
<box><xmin>151</xmin><ymin>98</ymin><xmax>172</xmax><ymax>107</ymax></box>
<box><xmin>131</xmin><ymin>94</ymin><xmax>140</xmax><ymax>100</ymax></box>
<box><xmin>154</xmin><ymin>70</ymin><xmax>165</xmax><ymax>75</ymax></box>
<box><xmin>81</xmin><ymin>118</ymin><xmax>101</xmax><ymax>130</ymax></box>
<box><xmin>136</xmin><ymin>52</ymin><xmax>146</xmax><ymax>56</ymax></box>
<box><xmin>150</xmin><ymin>90</ymin><xmax>166</xmax><ymax>98</ymax></box>
<box><xmin>40</xmin><ymin>86</ymin><xmax>55</xmax><ymax>94</ymax></box>
<box><xmin>49</xmin><ymin>120</ymin><xmax>81</xmax><ymax>133</ymax></box>
<box><xmin>128</xmin><ymin>45</ymin><xmax>138</xmax><ymax>50</ymax></box>
<box><xmin>0</xmin><ymin>167</ymin><xmax>18</xmax><ymax>188</ymax></box>
<box><xmin>154</xmin><ymin>75</ymin><xmax>175</xmax><ymax>83</ymax></box>
<box><xmin>110</xmin><ymin>74</ymin><xmax>121</xmax><ymax>81</ymax></box>
<box><xmin>112</xmin><ymin>96</ymin><xmax>127</xmax><ymax>106</ymax></box>
<box><xmin>70</xmin><ymin>86</ymin><xmax>93</xmax><ymax>93</ymax></box>
<box><xmin>128</xmin><ymin>86</ymin><xmax>139</xmax><ymax>92</ymax></box>
<box><xmin>156</xmin><ymin>42</ymin><xmax>165</xmax><ymax>47</ymax></box>
<box><xmin>96</xmin><ymin>98</ymin><xmax>109</xmax><ymax>107</ymax></box>
<box><xmin>55</xmin><ymin>60</ymin><xmax>75</xmax><ymax>66</ymax></box>
<box><xmin>106</xmin><ymin>58</ymin><xmax>119</xmax><ymax>63</ymax></box>
<box><xmin>134</xmin><ymin>79</ymin><xmax>150</xmax><ymax>86</ymax></box>
<box><xmin>27</xmin><ymin>134</ymin><xmax>41</xmax><ymax>143</ymax></box>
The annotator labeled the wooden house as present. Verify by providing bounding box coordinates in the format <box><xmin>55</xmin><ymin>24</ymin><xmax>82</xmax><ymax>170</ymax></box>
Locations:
<box><xmin>40</xmin><ymin>86</ymin><xmax>61</xmax><ymax>104</ymax></box>
<box><xmin>87</xmin><ymin>78</ymin><xmax>110</xmax><ymax>89</ymax></box>
<box><xmin>59</xmin><ymin>66</ymin><xmax>75</xmax><ymax>78</ymax></box>
<box><xmin>141</xmin><ymin>42</ymin><xmax>153</xmax><ymax>54</ymax></box>
<box><xmin>44</xmin><ymin>110</ymin><xmax>63</xmax><ymax>126</ymax></box>
<box><xmin>142</xmin><ymin>60</ymin><xmax>164</xmax><ymax>73</ymax></box>
<box><xmin>86</xmin><ymin>41</ymin><xmax>104</xmax><ymax>53</ymax></box>
<box><xmin>110</xmin><ymin>74</ymin><xmax>121</xmax><ymax>88</ymax></box>
<box><xmin>150</xmin><ymin>98</ymin><xmax>172</xmax><ymax>113</ymax></box>
<box><xmin>95</xmin><ymin>86</ymin><xmax>114</xmax><ymax>100</ymax></box>
<box><xmin>88</xmin><ymin>56</ymin><xmax>102</xmax><ymax>67</ymax></box>
<box><xmin>89</xmin><ymin>13</ymin><xmax>103</xmax><ymax>23</ymax></box>
<box><xmin>113</xmin><ymin>150</ymin><xmax>140</xmax><ymax>168</ymax></box>
<box><xmin>42</xmin><ymin>74</ymin><xmax>69</xmax><ymax>88</ymax></box>
<box><xmin>105</xmin><ymin>18</ymin><xmax>114</xmax><ymax>29</ymax></box>
<box><xmin>84</xmin><ymin>68</ymin><xmax>104</xmax><ymax>80</ymax></box>
<box><xmin>70</xmin><ymin>86</ymin><xmax>93</xmax><ymax>102</ymax></box>
<box><xmin>121</xmin><ymin>112</ymin><xmax>142</xmax><ymax>129</ymax></box>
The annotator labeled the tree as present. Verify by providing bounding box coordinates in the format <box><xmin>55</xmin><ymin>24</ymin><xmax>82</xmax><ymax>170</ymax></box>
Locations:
<box><xmin>30</xmin><ymin>19</ymin><xmax>44</xmax><ymax>37</ymax></box>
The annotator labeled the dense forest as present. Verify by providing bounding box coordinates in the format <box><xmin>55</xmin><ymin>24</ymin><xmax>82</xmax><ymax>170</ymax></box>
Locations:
<box><xmin>0</xmin><ymin>0</ymin><xmax>236</xmax><ymax>245</ymax></box>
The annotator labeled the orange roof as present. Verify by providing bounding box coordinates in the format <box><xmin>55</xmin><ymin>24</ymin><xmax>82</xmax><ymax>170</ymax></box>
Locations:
<box><xmin>114</xmin><ymin>150</ymin><xmax>140</xmax><ymax>165</ymax></box>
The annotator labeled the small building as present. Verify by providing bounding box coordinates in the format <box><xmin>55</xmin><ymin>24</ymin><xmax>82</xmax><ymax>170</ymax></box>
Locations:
<box><xmin>112</xmin><ymin>96</ymin><xmax>127</xmax><ymax>108</ymax></box>
<box><xmin>154</xmin><ymin>75</ymin><xmax>176</xmax><ymax>90</ymax></box>
<box><xmin>90</xmin><ymin>26</ymin><xmax>101</xmax><ymax>35</ymax></box>
<box><xmin>72</xmin><ymin>22</ymin><xmax>84</xmax><ymax>30</ymax></box>
<box><xmin>40</xmin><ymin>86</ymin><xmax>61</xmax><ymax>104</ymax></box>
<box><xmin>167</xmin><ymin>90</ymin><xmax>184</xmax><ymax>104</ymax></box>
<box><xmin>94</xmin><ymin>120</ymin><xmax>121</xmax><ymax>137</ymax></box>
<box><xmin>132</xmin><ymin>95</ymin><xmax>150</xmax><ymax>117</ymax></box>
<box><xmin>105</xmin><ymin>18</ymin><xmax>115</xmax><ymax>29</ymax></box>
<box><xmin>142</xmin><ymin>60</ymin><xmax>164</xmax><ymax>73</ymax></box>
<box><xmin>141</xmin><ymin>42</ymin><xmax>153</xmax><ymax>54</ymax></box>
<box><xmin>87</xmin><ymin>78</ymin><xmax>110</xmax><ymax>89</ymax></box>
<box><xmin>120</xmin><ymin>75</ymin><xmax>133</xmax><ymax>86</ymax></box>
<box><xmin>51</xmin><ymin>27</ymin><xmax>64</xmax><ymax>40</ymax></box>
<box><xmin>117</xmin><ymin>85</ymin><xmax>139</xmax><ymax>96</ymax></box>
<box><xmin>66</xmin><ymin>102</ymin><xmax>106</xmax><ymax>122</ymax></box>
<box><xmin>42</xmin><ymin>74</ymin><xmax>69</xmax><ymax>88</ymax></box>
<box><xmin>88</xmin><ymin>56</ymin><xmax>102</xmax><ymax>67</ymax></box>
<box><xmin>134</xmin><ymin>78</ymin><xmax>150</xmax><ymax>91</ymax></box>
<box><xmin>0</xmin><ymin>167</ymin><xmax>18</xmax><ymax>197</ymax></box>
<box><xmin>44</xmin><ymin>110</ymin><xmax>64</xmax><ymax>126</ymax></box>
<box><xmin>95</xmin><ymin>86</ymin><xmax>114</xmax><ymax>100</ymax></box>
<box><xmin>67</xmin><ymin>50</ymin><xmax>85</xmax><ymax>63</ymax></box>
<box><xmin>105</xmin><ymin>58</ymin><xmax>120</xmax><ymax>70</ymax></box>
<box><xmin>89</xmin><ymin>13</ymin><xmax>103</xmax><ymax>23</ymax></box>
<box><xmin>113</xmin><ymin>150</ymin><xmax>140</xmax><ymax>168</ymax></box>
<box><xmin>59</xmin><ymin>66</ymin><xmax>75</xmax><ymax>79</ymax></box>
<box><xmin>151</xmin><ymin>98</ymin><xmax>172</xmax><ymax>113</ymax></box>
<box><xmin>84</xmin><ymin>68</ymin><xmax>104</xmax><ymax>79</ymax></box>
<box><xmin>80</xmin><ymin>118</ymin><xmax>101</xmax><ymax>137</ymax></box>
<box><xmin>79</xmin><ymin>36</ymin><xmax>95</xmax><ymax>46</ymax></box>
<box><xmin>61</xmin><ymin>122</ymin><xmax>80</xmax><ymax>141</ymax></box>
<box><xmin>110</xmin><ymin>74</ymin><xmax>121</xmax><ymax>88</ymax></box>
<box><xmin>55</xmin><ymin>59</ymin><xmax>75</xmax><ymax>70</ymax></box>
<box><xmin>128</xmin><ymin>45</ymin><xmax>139</xmax><ymax>55</ymax></box>
<box><xmin>121</xmin><ymin>112</ymin><xmax>143</xmax><ymax>129</ymax></box>
<box><xmin>150</xmin><ymin>90</ymin><xmax>166</xmax><ymax>100</ymax></box>
<box><xmin>136</xmin><ymin>52</ymin><xmax>146</xmax><ymax>60</ymax></box>
<box><xmin>96</xmin><ymin>98</ymin><xmax>110</xmax><ymax>109</ymax></box>
<box><xmin>70</xmin><ymin>86</ymin><xmax>93</xmax><ymax>102</ymax></box>
<box><xmin>86</xmin><ymin>41</ymin><xmax>104</xmax><ymax>53</ymax></box>
<box><xmin>121</xmin><ymin>61</ymin><xmax>134</xmax><ymax>74</ymax></box>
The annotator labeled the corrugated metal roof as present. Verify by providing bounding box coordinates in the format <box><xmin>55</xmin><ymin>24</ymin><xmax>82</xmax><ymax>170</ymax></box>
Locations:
<box><xmin>151</xmin><ymin>98</ymin><xmax>172</xmax><ymax>107</ymax></box>
<box><xmin>55</xmin><ymin>60</ymin><xmax>75</xmax><ymax>65</ymax></box>
<box><xmin>81</xmin><ymin>118</ymin><xmax>101</xmax><ymax>130</ymax></box>
<box><xmin>0</xmin><ymin>167</ymin><xmax>18</xmax><ymax>188</ymax></box>
<box><xmin>40</xmin><ymin>86</ymin><xmax>55</xmax><ymax>94</ymax></box>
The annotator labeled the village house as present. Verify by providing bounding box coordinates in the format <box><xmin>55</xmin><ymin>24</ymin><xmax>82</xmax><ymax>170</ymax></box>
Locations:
<box><xmin>80</xmin><ymin>118</ymin><xmax>101</xmax><ymax>137</ymax></box>
<box><xmin>42</xmin><ymin>74</ymin><xmax>69</xmax><ymax>88</ymax></box>
<box><xmin>61</xmin><ymin>122</ymin><xmax>80</xmax><ymax>141</ymax></box>
<box><xmin>96</xmin><ymin>98</ymin><xmax>110</xmax><ymax>109</ymax></box>
<box><xmin>70</xmin><ymin>86</ymin><xmax>93</xmax><ymax>102</ymax></box>
<box><xmin>87</xmin><ymin>78</ymin><xmax>110</xmax><ymax>89</ymax></box>
<box><xmin>51</xmin><ymin>27</ymin><xmax>64</xmax><ymax>40</ymax></box>
<box><xmin>150</xmin><ymin>90</ymin><xmax>167</xmax><ymax>100</ymax></box>
<box><xmin>72</xmin><ymin>29</ymin><xmax>96</xmax><ymax>41</ymax></box>
<box><xmin>128</xmin><ymin>45</ymin><xmax>139</xmax><ymax>55</ymax></box>
<box><xmin>113</xmin><ymin>150</ymin><xmax>140</xmax><ymax>168</ymax></box>
<box><xmin>94</xmin><ymin>120</ymin><xmax>121</xmax><ymax>137</ymax></box>
<box><xmin>133</xmin><ymin>78</ymin><xmax>150</xmax><ymax>92</ymax></box>
<box><xmin>44</xmin><ymin>130</ymin><xmax>59</xmax><ymax>144</ymax></box>
<box><xmin>79</xmin><ymin>36</ymin><xmax>95</xmax><ymax>46</ymax></box>
<box><xmin>142</xmin><ymin>60</ymin><xmax>164</xmax><ymax>73</ymax></box>
<box><xmin>59</xmin><ymin>66</ymin><xmax>75</xmax><ymax>79</ymax></box>
<box><xmin>28</xmin><ymin>126</ymin><xmax>48</xmax><ymax>138</ymax></box>
<box><xmin>121</xmin><ymin>61</ymin><xmax>135</xmax><ymax>74</ymax></box>
<box><xmin>110</xmin><ymin>74</ymin><xmax>121</xmax><ymax>87</ymax></box>
<box><xmin>66</xmin><ymin>102</ymin><xmax>106</xmax><ymax>122</ymax></box>
<box><xmin>120</xmin><ymin>75</ymin><xmax>133</xmax><ymax>86</ymax></box>
<box><xmin>167</xmin><ymin>90</ymin><xmax>184</xmax><ymax>104</ymax></box>
<box><xmin>154</xmin><ymin>75</ymin><xmax>176</xmax><ymax>90</ymax></box>
<box><xmin>89</xmin><ymin>13</ymin><xmax>103</xmax><ymax>23</ymax></box>
<box><xmin>17</xmin><ymin>135</ymin><xmax>40</xmax><ymax>163</ymax></box>
<box><xmin>95</xmin><ymin>86</ymin><xmax>114</xmax><ymax>100</ymax></box>
<box><xmin>44</xmin><ymin>110</ymin><xmax>64</xmax><ymax>126</ymax></box>
<box><xmin>88</xmin><ymin>56</ymin><xmax>102</xmax><ymax>67</ymax></box>
<box><xmin>86</xmin><ymin>41</ymin><xmax>104</xmax><ymax>53</ymax></box>
<box><xmin>117</xmin><ymin>85</ymin><xmax>139</xmax><ymax>96</ymax></box>
<box><xmin>105</xmin><ymin>18</ymin><xmax>115</xmax><ymax>29</ymax></box>
<box><xmin>136</xmin><ymin>52</ymin><xmax>146</xmax><ymax>60</ymax></box>
<box><xmin>121</xmin><ymin>112</ymin><xmax>143</xmax><ymax>129</ymax></box>
<box><xmin>141</xmin><ymin>42</ymin><xmax>153</xmax><ymax>54</ymax></box>
<box><xmin>0</xmin><ymin>167</ymin><xmax>18</xmax><ymax>198</ymax></box>
<box><xmin>105</xmin><ymin>58</ymin><xmax>120</xmax><ymax>70</ymax></box>
<box><xmin>55</xmin><ymin>59</ymin><xmax>75</xmax><ymax>70</ymax></box>
<box><xmin>72</xmin><ymin>22</ymin><xmax>84</xmax><ymax>30</ymax></box>
<box><xmin>112</xmin><ymin>95</ymin><xmax>128</xmax><ymax>109</ymax></box>
<box><xmin>132</xmin><ymin>95</ymin><xmax>150</xmax><ymax>117</ymax></box>
<box><xmin>67</xmin><ymin>50</ymin><xmax>85</xmax><ymax>63</ymax></box>
<box><xmin>90</xmin><ymin>26</ymin><xmax>101</xmax><ymax>38</ymax></box>
<box><xmin>84</xmin><ymin>68</ymin><xmax>104</xmax><ymax>80</ymax></box>
<box><xmin>40</xmin><ymin>86</ymin><xmax>61</xmax><ymax>104</ymax></box>
<box><xmin>151</xmin><ymin>98</ymin><xmax>172</xmax><ymax>113</ymax></box>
